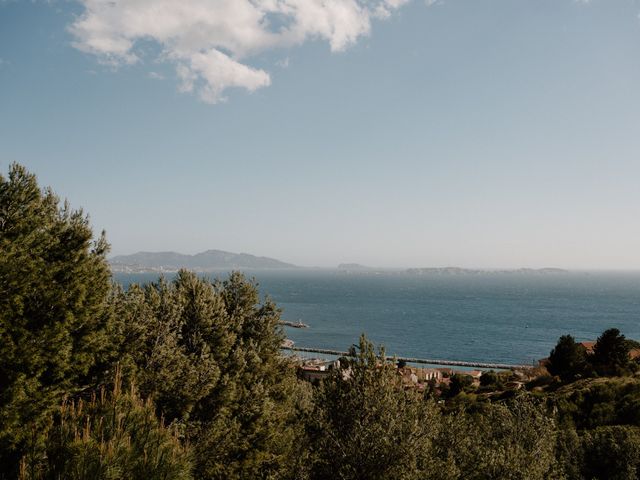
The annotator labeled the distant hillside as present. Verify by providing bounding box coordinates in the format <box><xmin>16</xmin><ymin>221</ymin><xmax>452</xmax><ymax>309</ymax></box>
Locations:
<box><xmin>337</xmin><ymin>263</ymin><xmax>373</xmax><ymax>271</ymax></box>
<box><xmin>405</xmin><ymin>267</ymin><xmax>569</xmax><ymax>275</ymax></box>
<box><xmin>110</xmin><ymin>249</ymin><xmax>297</xmax><ymax>272</ymax></box>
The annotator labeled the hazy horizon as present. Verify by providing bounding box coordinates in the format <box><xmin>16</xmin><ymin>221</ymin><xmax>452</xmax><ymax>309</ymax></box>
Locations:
<box><xmin>2</xmin><ymin>1</ymin><xmax>640</xmax><ymax>270</ymax></box>
<box><xmin>109</xmin><ymin>248</ymin><xmax>640</xmax><ymax>272</ymax></box>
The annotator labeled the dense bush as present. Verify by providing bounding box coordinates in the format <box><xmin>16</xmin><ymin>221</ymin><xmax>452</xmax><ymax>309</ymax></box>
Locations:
<box><xmin>19</xmin><ymin>369</ymin><xmax>192</xmax><ymax>480</ymax></box>
<box><xmin>552</xmin><ymin>378</ymin><xmax>640</xmax><ymax>430</ymax></box>
<box><xmin>434</xmin><ymin>398</ymin><xmax>558</xmax><ymax>479</ymax></box>
<box><xmin>307</xmin><ymin>335</ymin><xmax>440</xmax><ymax>480</ymax></box>
<box><xmin>581</xmin><ymin>425</ymin><xmax>640</xmax><ymax>480</ymax></box>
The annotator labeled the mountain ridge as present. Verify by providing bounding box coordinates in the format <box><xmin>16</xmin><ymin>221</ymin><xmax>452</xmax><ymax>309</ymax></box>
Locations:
<box><xmin>110</xmin><ymin>249</ymin><xmax>297</xmax><ymax>272</ymax></box>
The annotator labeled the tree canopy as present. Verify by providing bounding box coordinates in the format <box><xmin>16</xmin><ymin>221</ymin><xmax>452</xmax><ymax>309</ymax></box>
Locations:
<box><xmin>307</xmin><ymin>335</ymin><xmax>439</xmax><ymax>480</ymax></box>
<box><xmin>592</xmin><ymin>328</ymin><xmax>631</xmax><ymax>376</ymax></box>
<box><xmin>0</xmin><ymin>164</ymin><xmax>114</xmax><ymax>474</ymax></box>
<box><xmin>5</xmin><ymin>163</ymin><xmax>640</xmax><ymax>480</ymax></box>
<box><xmin>548</xmin><ymin>334</ymin><xmax>588</xmax><ymax>382</ymax></box>
<box><xmin>114</xmin><ymin>270</ymin><xmax>308</xmax><ymax>479</ymax></box>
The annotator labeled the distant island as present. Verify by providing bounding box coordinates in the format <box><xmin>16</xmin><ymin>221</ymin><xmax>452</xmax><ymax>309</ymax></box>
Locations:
<box><xmin>405</xmin><ymin>267</ymin><xmax>568</xmax><ymax>275</ymax></box>
<box><xmin>109</xmin><ymin>249</ymin><xmax>297</xmax><ymax>272</ymax></box>
<box><xmin>110</xmin><ymin>253</ymin><xmax>570</xmax><ymax>275</ymax></box>
<box><xmin>335</xmin><ymin>264</ymin><xmax>569</xmax><ymax>275</ymax></box>
<box><xmin>337</xmin><ymin>263</ymin><xmax>373</xmax><ymax>271</ymax></box>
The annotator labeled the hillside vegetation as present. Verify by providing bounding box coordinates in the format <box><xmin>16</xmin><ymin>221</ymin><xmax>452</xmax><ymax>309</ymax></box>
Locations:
<box><xmin>2</xmin><ymin>164</ymin><xmax>640</xmax><ymax>480</ymax></box>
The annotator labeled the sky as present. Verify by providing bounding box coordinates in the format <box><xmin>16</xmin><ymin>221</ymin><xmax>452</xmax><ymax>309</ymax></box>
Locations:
<box><xmin>1</xmin><ymin>0</ymin><xmax>640</xmax><ymax>269</ymax></box>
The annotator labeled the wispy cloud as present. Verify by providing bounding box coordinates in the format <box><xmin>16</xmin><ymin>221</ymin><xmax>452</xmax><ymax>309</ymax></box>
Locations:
<box><xmin>277</xmin><ymin>57</ymin><xmax>290</xmax><ymax>69</ymax></box>
<box><xmin>69</xmin><ymin>0</ymin><xmax>412</xmax><ymax>104</ymax></box>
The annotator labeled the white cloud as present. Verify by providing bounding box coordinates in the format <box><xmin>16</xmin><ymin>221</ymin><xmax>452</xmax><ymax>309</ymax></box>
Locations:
<box><xmin>374</xmin><ymin>0</ymin><xmax>411</xmax><ymax>19</ymax></box>
<box><xmin>176</xmin><ymin>48</ymin><xmax>271</xmax><ymax>103</ymax></box>
<box><xmin>70</xmin><ymin>0</ymin><xmax>412</xmax><ymax>103</ymax></box>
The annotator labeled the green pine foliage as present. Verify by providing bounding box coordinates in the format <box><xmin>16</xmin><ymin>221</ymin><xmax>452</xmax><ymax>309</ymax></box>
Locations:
<box><xmin>592</xmin><ymin>328</ymin><xmax>632</xmax><ymax>377</ymax></box>
<box><xmin>547</xmin><ymin>329</ymin><xmax>639</xmax><ymax>385</ymax></box>
<box><xmin>548</xmin><ymin>335</ymin><xmax>589</xmax><ymax>382</ymax></box>
<box><xmin>6</xmin><ymin>164</ymin><xmax>640</xmax><ymax>480</ymax></box>
<box><xmin>113</xmin><ymin>274</ymin><xmax>225</xmax><ymax>422</ymax></box>
<box><xmin>434</xmin><ymin>397</ymin><xmax>558</xmax><ymax>479</ymax></box>
<box><xmin>307</xmin><ymin>335</ymin><xmax>560</xmax><ymax>480</ymax></box>
<box><xmin>114</xmin><ymin>270</ymin><xmax>308</xmax><ymax>479</ymax></box>
<box><xmin>551</xmin><ymin>377</ymin><xmax>640</xmax><ymax>478</ymax></box>
<box><xmin>19</xmin><ymin>368</ymin><xmax>193</xmax><ymax>480</ymax></box>
<box><xmin>581</xmin><ymin>425</ymin><xmax>640</xmax><ymax>479</ymax></box>
<box><xmin>445</xmin><ymin>373</ymin><xmax>475</xmax><ymax>398</ymax></box>
<box><xmin>0</xmin><ymin>164</ymin><xmax>115</xmax><ymax>475</ymax></box>
<box><xmin>307</xmin><ymin>335</ymin><xmax>440</xmax><ymax>480</ymax></box>
<box><xmin>552</xmin><ymin>377</ymin><xmax>640</xmax><ymax>430</ymax></box>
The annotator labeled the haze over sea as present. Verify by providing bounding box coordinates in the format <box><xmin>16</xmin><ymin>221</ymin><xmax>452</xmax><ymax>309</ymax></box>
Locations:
<box><xmin>114</xmin><ymin>270</ymin><xmax>640</xmax><ymax>366</ymax></box>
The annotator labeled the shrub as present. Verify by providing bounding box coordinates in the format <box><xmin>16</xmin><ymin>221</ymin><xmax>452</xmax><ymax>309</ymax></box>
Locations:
<box><xmin>307</xmin><ymin>335</ymin><xmax>440</xmax><ymax>480</ymax></box>
<box><xmin>581</xmin><ymin>425</ymin><xmax>640</xmax><ymax>480</ymax></box>
<box><xmin>19</xmin><ymin>368</ymin><xmax>193</xmax><ymax>480</ymax></box>
<box><xmin>434</xmin><ymin>396</ymin><xmax>558</xmax><ymax>479</ymax></box>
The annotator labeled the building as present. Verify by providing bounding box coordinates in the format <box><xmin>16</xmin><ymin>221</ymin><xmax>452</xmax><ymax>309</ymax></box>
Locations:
<box><xmin>398</xmin><ymin>366</ymin><xmax>443</xmax><ymax>389</ymax></box>
<box><xmin>298</xmin><ymin>359</ymin><xmax>340</xmax><ymax>382</ymax></box>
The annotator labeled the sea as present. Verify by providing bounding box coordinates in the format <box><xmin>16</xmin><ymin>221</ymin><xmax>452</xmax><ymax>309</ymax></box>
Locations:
<box><xmin>113</xmin><ymin>270</ymin><xmax>640</xmax><ymax>366</ymax></box>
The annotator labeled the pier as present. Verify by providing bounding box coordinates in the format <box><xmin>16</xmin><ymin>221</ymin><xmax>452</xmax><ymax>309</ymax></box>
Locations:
<box><xmin>279</xmin><ymin>320</ymin><xmax>309</xmax><ymax>328</ymax></box>
<box><xmin>281</xmin><ymin>346</ymin><xmax>530</xmax><ymax>370</ymax></box>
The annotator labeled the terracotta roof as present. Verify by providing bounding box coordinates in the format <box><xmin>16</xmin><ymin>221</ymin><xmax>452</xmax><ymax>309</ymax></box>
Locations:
<box><xmin>580</xmin><ymin>341</ymin><xmax>596</xmax><ymax>354</ymax></box>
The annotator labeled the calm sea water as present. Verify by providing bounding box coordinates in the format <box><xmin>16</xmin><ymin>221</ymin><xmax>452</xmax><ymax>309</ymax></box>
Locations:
<box><xmin>113</xmin><ymin>270</ymin><xmax>640</xmax><ymax>366</ymax></box>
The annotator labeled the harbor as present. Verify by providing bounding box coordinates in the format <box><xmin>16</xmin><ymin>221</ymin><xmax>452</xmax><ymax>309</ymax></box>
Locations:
<box><xmin>281</xmin><ymin>345</ymin><xmax>531</xmax><ymax>370</ymax></box>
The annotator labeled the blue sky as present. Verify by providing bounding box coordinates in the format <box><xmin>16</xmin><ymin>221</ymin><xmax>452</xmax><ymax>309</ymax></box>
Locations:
<box><xmin>1</xmin><ymin>0</ymin><xmax>640</xmax><ymax>268</ymax></box>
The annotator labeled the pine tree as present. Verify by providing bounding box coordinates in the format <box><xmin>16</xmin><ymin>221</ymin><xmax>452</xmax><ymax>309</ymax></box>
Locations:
<box><xmin>116</xmin><ymin>270</ymin><xmax>308</xmax><ymax>479</ymax></box>
<box><xmin>307</xmin><ymin>335</ymin><xmax>440</xmax><ymax>480</ymax></box>
<box><xmin>191</xmin><ymin>271</ymin><xmax>309</xmax><ymax>480</ymax></box>
<box><xmin>547</xmin><ymin>334</ymin><xmax>588</xmax><ymax>382</ymax></box>
<box><xmin>19</xmin><ymin>368</ymin><xmax>193</xmax><ymax>480</ymax></box>
<box><xmin>592</xmin><ymin>328</ymin><xmax>631</xmax><ymax>376</ymax></box>
<box><xmin>0</xmin><ymin>164</ymin><xmax>114</xmax><ymax>476</ymax></box>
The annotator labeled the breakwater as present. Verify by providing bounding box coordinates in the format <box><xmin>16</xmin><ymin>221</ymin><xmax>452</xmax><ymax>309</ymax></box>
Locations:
<box><xmin>279</xmin><ymin>320</ymin><xmax>309</xmax><ymax>328</ymax></box>
<box><xmin>281</xmin><ymin>346</ymin><xmax>531</xmax><ymax>370</ymax></box>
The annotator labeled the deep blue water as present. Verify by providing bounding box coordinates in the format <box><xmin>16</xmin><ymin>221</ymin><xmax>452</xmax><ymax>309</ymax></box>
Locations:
<box><xmin>113</xmin><ymin>270</ymin><xmax>640</xmax><ymax>366</ymax></box>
